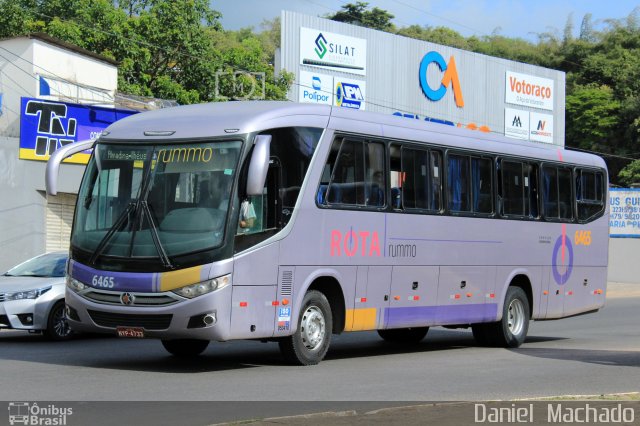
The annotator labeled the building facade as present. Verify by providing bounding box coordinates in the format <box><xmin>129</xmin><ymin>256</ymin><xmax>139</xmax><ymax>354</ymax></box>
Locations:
<box><xmin>279</xmin><ymin>11</ymin><xmax>565</xmax><ymax>147</ymax></box>
<box><xmin>0</xmin><ymin>34</ymin><xmax>133</xmax><ymax>271</ymax></box>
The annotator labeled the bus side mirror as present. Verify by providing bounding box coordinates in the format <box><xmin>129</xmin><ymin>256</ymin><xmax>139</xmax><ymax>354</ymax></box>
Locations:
<box><xmin>246</xmin><ymin>134</ymin><xmax>272</xmax><ymax>196</ymax></box>
<box><xmin>45</xmin><ymin>140</ymin><xmax>95</xmax><ymax>196</ymax></box>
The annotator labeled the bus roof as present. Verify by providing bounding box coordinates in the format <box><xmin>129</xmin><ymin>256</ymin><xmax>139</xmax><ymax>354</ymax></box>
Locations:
<box><xmin>101</xmin><ymin>101</ymin><xmax>606</xmax><ymax>170</ymax></box>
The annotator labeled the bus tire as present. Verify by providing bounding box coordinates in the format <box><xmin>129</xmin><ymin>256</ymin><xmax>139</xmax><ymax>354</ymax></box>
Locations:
<box><xmin>471</xmin><ymin>324</ymin><xmax>493</xmax><ymax>346</ymax></box>
<box><xmin>161</xmin><ymin>339</ymin><xmax>209</xmax><ymax>357</ymax></box>
<box><xmin>377</xmin><ymin>327</ymin><xmax>429</xmax><ymax>343</ymax></box>
<box><xmin>279</xmin><ymin>290</ymin><xmax>332</xmax><ymax>366</ymax></box>
<box><xmin>43</xmin><ymin>301</ymin><xmax>73</xmax><ymax>341</ymax></box>
<box><xmin>484</xmin><ymin>286</ymin><xmax>530</xmax><ymax>348</ymax></box>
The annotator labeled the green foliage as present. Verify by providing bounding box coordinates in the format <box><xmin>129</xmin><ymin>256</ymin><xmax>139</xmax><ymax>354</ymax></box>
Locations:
<box><xmin>327</xmin><ymin>2</ymin><xmax>395</xmax><ymax>32</ymax></box>
<box><xmin>618</xmin><ymin>160</ymin><xmax>640</xmax><ymax>186</ymax></box>
<box><xmin>565</xmin><ymin>85</ymin><xmax>621</xmax><ymax>151</ymax></box>
<box><xmin>0</xmin><ymin>0</ymin><xmax>291</xmax><ymax>103</ymax></box>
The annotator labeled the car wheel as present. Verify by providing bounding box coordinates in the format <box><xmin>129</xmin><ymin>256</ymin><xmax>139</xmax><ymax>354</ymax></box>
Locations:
<box><xmin>43</xmin><ymin>301</ymin><xmax>73</xmax><ymax>341</ymax></box>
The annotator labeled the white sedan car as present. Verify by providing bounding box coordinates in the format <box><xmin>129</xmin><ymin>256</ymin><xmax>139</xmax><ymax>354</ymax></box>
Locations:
<box><xmin>0</xmin><ymin>252</ymin><xmax>71</xmax><ymax>340</ymax></box>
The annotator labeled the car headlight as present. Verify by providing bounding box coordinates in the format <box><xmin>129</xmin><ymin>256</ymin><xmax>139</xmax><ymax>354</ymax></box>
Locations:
<box><xmin>4</xmin><ymin>286</ymin><xmax>52</xmax><ymax>301</ymax></box>
<box><xmin>66</xmin><ymin>276</ymin><xmax>87</xmax><ymax>293</ymax></box>
<box><xmin>172</xmin><ymin>274</ymin><xmax>230</xmax><ymax>299</ymax></box>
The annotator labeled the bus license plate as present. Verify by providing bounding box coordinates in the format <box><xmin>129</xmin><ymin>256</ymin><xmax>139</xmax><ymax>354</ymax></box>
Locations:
<box><xmin>116</xmin><ymin>327</ymin><xmax>145</xmax><ymax>338</ymax></box>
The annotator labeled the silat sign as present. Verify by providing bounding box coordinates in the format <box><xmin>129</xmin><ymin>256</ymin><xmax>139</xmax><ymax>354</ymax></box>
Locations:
<box><xmin>299</xmin><ymin>27</ymin><xmax>367</xmax><ymax>76</ymax></box>
<box><xmin>19</xmin><ymin>97</ymin><xmax>136</xmax><ymax>164</ymax></box>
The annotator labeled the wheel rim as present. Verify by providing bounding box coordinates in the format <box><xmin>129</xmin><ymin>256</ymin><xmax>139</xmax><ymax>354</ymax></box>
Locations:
<box><xmin>300</xmin><ymin>305</ymin><xmax>325</xmax><ymax>351</ymax></box>
<box><xmin>53</xmin><ymin>306</ymin><xmax>71</xmax><ymax>337</ymax></box>
<box><xmin>507</xmin><ymin>298</ymin><xmax>525</xmax><ymax>336</ymax></box>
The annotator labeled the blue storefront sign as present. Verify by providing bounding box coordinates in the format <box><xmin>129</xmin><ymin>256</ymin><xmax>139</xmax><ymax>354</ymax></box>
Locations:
<box><xmin>19</xmin><ymin>97</ymin><xmax>137</xmax><ymax>164</ymax></box>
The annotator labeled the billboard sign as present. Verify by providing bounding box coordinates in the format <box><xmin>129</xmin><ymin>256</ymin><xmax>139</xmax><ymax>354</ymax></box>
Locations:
<box><xmin>299</xmin><ymin>71</ymin><xmax>333</xmax><ymax>105</ymax></box>
<box><xmin>504</xmin><ymin>108</ymin><xmax>529</xmax><ymax>140</ymax></box>
<box><xmin>300</xmin><ymin>27</ymin><xmax>367</xmax><ymax>75</ymax></box>
<box><xmin>610</xmin><ymin>188</ymin><xmax>640</xmax><ymax>238</ymax></box>
<box><xmin>19</xmin><ymin>97</ymin><xmax>136</xmax><ymax>164</ymax></box>
<box><xmin>529</xmin><ymin>111</ymin><xmax>554</xmax><ymax>144</ymax></box>
<box><xmin>334</xmin><ymin>77</ymin><xmax>366</xmax><ymax>110</ymax></box>
<box><xmin>505</xmin><ymin>71</ymin><xmax>554</xmax><ymax>111</ymax></box>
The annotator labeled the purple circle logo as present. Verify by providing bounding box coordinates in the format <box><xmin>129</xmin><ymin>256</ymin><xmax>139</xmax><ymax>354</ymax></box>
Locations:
<box><xmin>552</xmin><ymin>235</ymin><xmax>573</xmax><ymax>285</ymax></box>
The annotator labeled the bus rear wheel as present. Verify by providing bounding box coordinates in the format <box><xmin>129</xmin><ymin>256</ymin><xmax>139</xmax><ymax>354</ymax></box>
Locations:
<box><xmin>377</xmin><ymin>327</ymin><xmax>429</xmax><ymax>343</ymax></box>
<box><xmin>279</xmin><ymin>290</ymin><xmax>332</xmax><ymax>366</ymax></box>
<box><xmin>161</xmin><ymin>339</ymin><xmax>209</xmax><ymax>357</ymax></box>
<box><xmin>474</xmin><ymin>286</ymin><xmax>530</xmax><ymax>348</ymax></box>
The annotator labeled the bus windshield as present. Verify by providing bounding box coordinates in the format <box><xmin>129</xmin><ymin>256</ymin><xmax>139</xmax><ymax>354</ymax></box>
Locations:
<box><xmin>71</xmin><ymin>140</ymin><xmax>243</xmax><ymax>263</ymax></box>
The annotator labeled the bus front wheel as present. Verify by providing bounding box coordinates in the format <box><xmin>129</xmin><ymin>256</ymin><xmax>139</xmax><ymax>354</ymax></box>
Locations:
<box><xmin>161</xmin><ymin>339</ymin><xmax>209</xmax><ymax>357</ymax></box>
<box><xmin>279</xmin><ymin>290</ymin><xmax>333</xmax><ymax>366</ymax></box>
<box><xmin>474</xmin><ymin>286</ymin><xmax>530</xmax><ymax>348</ymax></box>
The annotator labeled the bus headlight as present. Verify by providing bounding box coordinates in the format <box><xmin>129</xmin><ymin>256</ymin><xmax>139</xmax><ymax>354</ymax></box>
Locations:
<box><xmin>66</xmin><ymin>277</ymin><xmax>87</xmax><ymax>293</ymax></box>
<box><xmin>172</xmin><ymin>274</ymin><xmax>231</xmax><ymax>299</ymax></box>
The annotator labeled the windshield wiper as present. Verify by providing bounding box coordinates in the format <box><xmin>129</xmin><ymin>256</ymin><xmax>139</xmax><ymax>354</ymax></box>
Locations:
<box><xmin>140</xmin><ymin>201</ymin><xmax>174</xmax><ymax>269</ymax></box>
<box><xmin>89</xmin><ymin>202</ymin><xmax>137</xmax><ymax>266</ymax></box>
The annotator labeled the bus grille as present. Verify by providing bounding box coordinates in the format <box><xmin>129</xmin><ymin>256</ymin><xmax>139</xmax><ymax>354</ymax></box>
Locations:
<box><xmin>87</xmin><ymin>310</ymin><xmax>173</xmax><ymax>330</ymax></box>
<box><xmin>83</xmin><ymin>290</ymin><xmax>179</xmax><ymax>307</ymax></box>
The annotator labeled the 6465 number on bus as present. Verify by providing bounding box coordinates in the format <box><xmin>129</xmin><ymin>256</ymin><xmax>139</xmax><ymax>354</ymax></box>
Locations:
<box><xmin>92</xmin><ymin>275</ymin><xmax>115</xmax><ymax>288</ymax></box>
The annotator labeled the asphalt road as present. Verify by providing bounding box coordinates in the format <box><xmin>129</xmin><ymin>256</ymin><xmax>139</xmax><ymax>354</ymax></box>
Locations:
<box><xmin>0</xmin><ymin>283</ymin><xmax>638</xmax><ymax>424</ymax></box>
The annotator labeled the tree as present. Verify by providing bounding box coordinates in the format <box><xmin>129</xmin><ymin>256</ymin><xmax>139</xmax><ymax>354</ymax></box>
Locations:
<box><xmin>328</xmin><ymin>2</ymin><xmax>395</xmax><ymax>32</ymax></box>
<box><xmin>619</xmin><ymin>160</ymin><xmax>640</xmax><ymax>186</ymax></box>
<box><xmin>0</xmin><ymin>0</ymin><xmax>292</xmax><ymax>103</ymax></box>
<box><xmin>565</xmin><ymin>84</ymin><xmax>621</xmax><ymax>151</ymax></box>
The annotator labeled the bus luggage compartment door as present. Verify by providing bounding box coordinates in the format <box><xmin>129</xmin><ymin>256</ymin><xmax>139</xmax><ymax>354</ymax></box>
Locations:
<box><xmin>230</xmin><ymin>285</ymin><xmax>277</xmax><ymax>339</ymax></box>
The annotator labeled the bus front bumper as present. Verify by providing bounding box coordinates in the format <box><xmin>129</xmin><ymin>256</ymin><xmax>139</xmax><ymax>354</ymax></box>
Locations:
<box><xmin>64</xmin><ymin>286</ymin><xmax>233</xmax><ymax>341</ymax></box>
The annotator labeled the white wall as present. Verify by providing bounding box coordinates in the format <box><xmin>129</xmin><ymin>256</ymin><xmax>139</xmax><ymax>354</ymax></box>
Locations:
<box><xmin>608</xmin><ymin>238</ymin><xmax>640</xmax><ymax>284</ymax></box>
<box><xmin>0</xmin><ymin>38</ymin><xmax>37</xmax><ymax>137</ymax></box>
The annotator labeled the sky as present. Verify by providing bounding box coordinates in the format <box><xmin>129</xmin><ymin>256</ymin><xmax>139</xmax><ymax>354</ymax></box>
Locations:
<box><xmin>212</xmin><ymin>0</ymin><xmax>639</xmax><ymax>41</ymax></box>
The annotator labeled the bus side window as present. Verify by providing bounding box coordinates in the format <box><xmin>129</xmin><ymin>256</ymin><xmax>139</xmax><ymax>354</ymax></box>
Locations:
<box><xmin>558</xmin><ymin>168</ymin><xmax>573</xmax><ymax>220</ymax></box>
<box><xmin>447</xmin><ymin>154</ymin><xmax>470</xmax><ymax>212</ymax></box>
<box><xmin>543</xmin><ymin>165</ymin><xmax>573</xmax><ymax>221</ymax></box>
<box><xmin>526</xmin><ymin>164</ymin><xmax>540</xmax><ymax>218</ymax></box>
<box><xmin>576</xmin><ymin>169</ymin><xmax>605</xmax><ymax>221</ymax></box>
<box><xmin>471</xmin><ymin>157</ymin><xmax>492</xmax><ymax>214</ymax></box>
<box><xmin>323</xmin><ymin>138</ymin><xmax>385</xmax><ymax>208</ymax></box>
<box><xmin>502</xmin><ymin>160</ymin><xmax>524</xmax><ymax>216</ymax></box>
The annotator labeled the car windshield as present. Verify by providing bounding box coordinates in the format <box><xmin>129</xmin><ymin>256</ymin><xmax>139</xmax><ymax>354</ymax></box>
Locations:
<box><xmin>71</xmin><ymin>140</ymin><xmax>243</xmax><ymax>262</ymax></box>
<box><xmin>4</xmin><ymin>253</ymin><xmax>67</xmax><ymax>277</ymax></box>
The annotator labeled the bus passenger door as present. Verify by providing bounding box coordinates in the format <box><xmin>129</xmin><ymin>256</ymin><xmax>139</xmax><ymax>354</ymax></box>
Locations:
<box><xmin>386</xmin><ymin>266</ymin><xmax>439</xmax><ymax>329</ymax></box>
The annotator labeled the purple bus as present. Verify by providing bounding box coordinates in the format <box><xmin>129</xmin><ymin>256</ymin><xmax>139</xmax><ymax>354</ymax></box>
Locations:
<box><xmin>46</xmin><ymin>102</ymin><xmax>608</xmax><ymax>365</ymax></box>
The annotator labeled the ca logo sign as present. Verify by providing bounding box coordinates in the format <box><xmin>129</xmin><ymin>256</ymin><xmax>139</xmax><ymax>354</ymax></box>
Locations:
<box><xmin>419</xmin><ymin>51</ymin><xmax>464</xmax><ymax>108</ymax></box>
